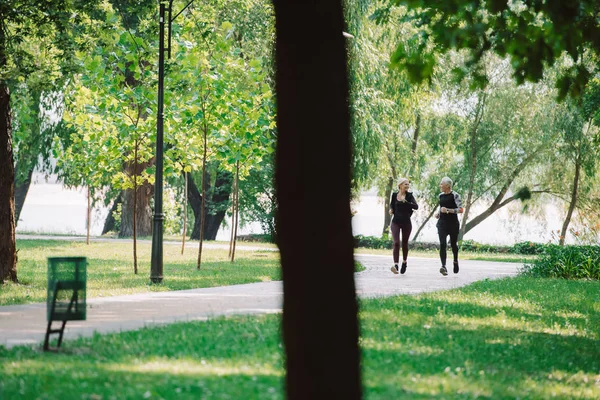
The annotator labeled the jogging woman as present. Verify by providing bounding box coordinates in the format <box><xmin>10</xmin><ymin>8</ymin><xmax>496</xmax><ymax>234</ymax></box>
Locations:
<box><xmin>435</xmin><ymin>176</ymin><xmax>463</xmax><ymax>276</ymax></box>
<box><xmin>389</xmin><ymin>178</ymin><xmax>418</xmax><ymax>274</ymax></box>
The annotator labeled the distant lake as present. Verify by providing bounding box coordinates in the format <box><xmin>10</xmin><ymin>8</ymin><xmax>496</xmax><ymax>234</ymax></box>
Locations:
<box><xmin>18</xmin><ymin>173</ymin><xmax>570</xmax><ymax>245</ymax></box>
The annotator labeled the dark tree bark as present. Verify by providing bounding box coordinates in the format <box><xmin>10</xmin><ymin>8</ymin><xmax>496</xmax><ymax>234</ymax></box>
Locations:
<box><xmin>459</xmin><ymin>92</ymin><xmax>486</xmax><ymax>241</ymax></box>
<box><xmin>181</xmin><ymin>172</ymin><xmax>188</xmax><ymax>254</ymax></box>
<box><xmin>13</xmin><ymin>89</ymin><xmax>41</xmax><ymax>226</ymax></box>
<box><xmin>102</xmin><ymin>195</ymin><xmax>122</xmax><ymax>235</ymax></box>
<box><xmin>205</xmin><ymin>168</ymin><xmax>232</xmax><ymax>239</ymax></box>
<box><xmin>14</xmin><ymin>167</ymin><xmax>33</xmax><ymax>224</ymax></box>
<box><xmin>560</xmin><ymin>158</ymin><xmax>581</xmax><ymax>246</ymax></box>
<box><xmin>188</xmin><ymin>168</ymin><xmax>232</xmax><ymax>241</ymax></box>
<box><xmin>120</xmin><ymin>160</ymin><xmax>153</xmax><ymax>238</ymax></box>
<box><xmin>273</xmin><ymin>2</ymin><xmax>361</xmax><ymax>399</ymax></box>
<box><xmin>0</xmin><ymin>83</ymin><xmax>18</xmax><ymax>283</ymax></box>
<box><xmin>197</xmin><ymin>117</ymin><xmax>209</xmax><ymax>269</ymax></box>
<box><xmin>409</xmin><ymin>112</ymin><xmax>421</xmax><ymax>173</ymax></box>
<box><xmin>188</xmin><ymin>172</ymin><xmax>203</xmax><ymax>239</ymax></box>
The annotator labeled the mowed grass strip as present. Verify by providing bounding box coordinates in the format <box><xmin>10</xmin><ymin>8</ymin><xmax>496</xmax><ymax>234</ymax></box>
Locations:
<box><xmin>1</xmin><ymin>240</ymin><xmax>281</xmax><ymax>306</ymax></box>
<box><xmin>2</xmin><ymin>277</ymin><xmax>598</xmax><ymax>399</ymax></box>
<box><xmin>360</xmin><ymin>277</ymin><xmax>600</xmax><ymax>399</ymax></box>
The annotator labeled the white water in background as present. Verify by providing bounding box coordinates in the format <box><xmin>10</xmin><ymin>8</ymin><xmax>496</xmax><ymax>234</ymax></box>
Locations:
<box><xmin>18</xmin><ymin>173</ymin><xmax>573</xmax><ymax>245</ymax></box>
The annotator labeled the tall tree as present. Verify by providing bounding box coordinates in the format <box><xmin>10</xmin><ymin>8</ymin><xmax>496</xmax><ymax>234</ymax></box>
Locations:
<box><xmin>273</xmin><ymin>1</ymin><xmax>361</xmax><ymax>398</ymax></box>
<box><xmin>555</xmin><ymin>99</ymin><xmax>599</xmax><ymax>245</ymax></box>
<box><xmin>0</xmin><ymin>0</ymin><xmax>100</xmax><ymax>283</ymax></box>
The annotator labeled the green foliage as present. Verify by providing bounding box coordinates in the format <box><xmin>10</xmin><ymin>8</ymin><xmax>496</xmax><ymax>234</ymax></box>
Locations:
<box><xmin>354</xmin><ymin>235</ymin><xmax>393</xmax><ymax>250</ymax></box>
<box><xmin>510</xmin><ymin>241</ymin><xmax>547</xmax><ymax>255</ymax></box>
<box><xmin>458</xmin><ymin>239</ymin><xmax>503</xmax><ymax>254</ymax></box>
<box><xmin>583</xmin><ymin>77</ymin><xmax>600</xmax><ymax>130</ymax></box>
<box><xmin>56</xmin><ymin>3</ymin><xmax>158</xmax><ymax>196</ymax></box>
<box><xmin>353</xmin><ymin>235</ymin><xmax>559</xmax><ymax>257</ymax></box>
<box><xmin>239</xmin><ymin>157</ymin><xmax>276</xmax><ymax>239</ymax></box>
<box><xmin>522</xmin><ymin>245</ymin><xmax>600</xmax><ymax>280</ymax></box>
<box><xmin>383</xmin><ymin>0</ymin><xmax>600</xmax><ymax>99</ymax></box>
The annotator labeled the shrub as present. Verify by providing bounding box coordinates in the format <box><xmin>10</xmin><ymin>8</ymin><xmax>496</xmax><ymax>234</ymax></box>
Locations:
<box><xmin>354</xmin><ymin>235</ymin><xmax>393</xmax><ymax>249</ymax></box>
<box><xmin>510</xmin><ymin>241</ymin><xmax>547</xmax><ymax>255</ymax></box>
<box><xmin>521</xmin><ymin>245</ymin><xmax>600</xmax><ymax>280</ymax></box>
<box><xmin>460</xmin><ymin>239</ymin><xmax>510</xmax><ymax>253</ymax></box>
<box><xmin>237</xmin><ymin>234</ymin><xmax>274</xmax><ymax>243</ymax></box>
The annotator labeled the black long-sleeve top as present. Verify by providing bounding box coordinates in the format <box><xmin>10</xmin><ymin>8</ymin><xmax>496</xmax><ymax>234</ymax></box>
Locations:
<box><xmin>436</xmin><ymin>191</ymin><xmax>463</xmax><ymax>228</ymax></box>
<box><xmin>389</xmin><ymin>192</ymin><xmax>418</xmax><ymax>224</ymax></box>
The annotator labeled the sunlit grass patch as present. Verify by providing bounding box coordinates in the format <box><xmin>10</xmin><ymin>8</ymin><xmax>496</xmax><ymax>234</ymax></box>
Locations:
<box><xmin>2</xmin><ymin>240</ymin><xmax>281</xmax><ymax>306</ymax></box>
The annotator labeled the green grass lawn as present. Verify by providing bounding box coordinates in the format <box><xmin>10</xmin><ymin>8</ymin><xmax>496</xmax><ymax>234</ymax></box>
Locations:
<box><xmin>2</xmin><ymin>277</ymin><xmax>598</xmax><ymax>399</ymax></box>
<box><xmin>1</xmin><ymin>239</ymin><xmax>281</xmax><ymax>306</ymax></box>
<box><xmin>3</xmin><ymin>240</ymin><xmax>365</xmax><ymax>306</ymax></box>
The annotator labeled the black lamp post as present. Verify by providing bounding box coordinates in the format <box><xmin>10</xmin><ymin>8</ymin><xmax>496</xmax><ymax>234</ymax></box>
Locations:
<box><xmin>151</xmin><ymin>0</ymin><xmax>194</xmax><ymax>283</ymax></box>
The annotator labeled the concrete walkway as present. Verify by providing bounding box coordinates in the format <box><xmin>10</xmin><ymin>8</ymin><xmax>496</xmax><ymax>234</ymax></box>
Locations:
<box><xmin>0</xmin><ymin>253</ymin><xmax>521</xmax><ymax>349</ymax></box>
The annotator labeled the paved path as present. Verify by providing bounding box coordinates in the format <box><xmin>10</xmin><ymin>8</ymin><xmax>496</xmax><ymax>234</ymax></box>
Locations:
<box><xmin>0</xmin><ymin>252</ymin><xmax>521</xmax><ymax>349</ymax></box>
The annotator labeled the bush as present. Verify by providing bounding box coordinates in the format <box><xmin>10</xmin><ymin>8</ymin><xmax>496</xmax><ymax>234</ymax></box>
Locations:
<box><xmin>510</xmin><ymin>241</ymin><xmax>548</xmax><ymax>255</ymax></box>
<box><xmin>460</xmin><ymin>239</ymin><xmax>510</xmax><ymax>253</ymax></box>
<box><xmin>237</xmin><ymin>234</ymin><xmax>274</xmax><ymax>243</ymax></box>
<box><xmin>521</xmin><ymin>245</ymin><xmax>600</xmax><ymax>280</ymax></box>
<box><xmin>354</xmin><ymin>235</ymin><xmax>393</xmax><ymax>249</ymax></box>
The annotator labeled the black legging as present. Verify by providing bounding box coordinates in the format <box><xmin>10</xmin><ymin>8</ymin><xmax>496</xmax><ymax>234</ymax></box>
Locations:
<box><xmin>438</xmin><ymin>226</ymin><xmax>459</xmax><ymax>267</ymax></box>
<box><xmin>391</xmin><ymin>221</ymin><xmax>412</xmax><ymax>263</ymax></box>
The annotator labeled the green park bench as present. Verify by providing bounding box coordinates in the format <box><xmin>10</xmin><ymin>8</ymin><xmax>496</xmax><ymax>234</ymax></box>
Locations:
<box><xmin>44</xmin><ymin>257</ymin><xmax>87</xmax><ymax>351</ymax></box>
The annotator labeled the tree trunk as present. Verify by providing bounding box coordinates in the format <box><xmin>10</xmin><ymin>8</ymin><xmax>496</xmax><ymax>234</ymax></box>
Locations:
<box><xmin>132</xmin><ymin>140</ymin><xmax>138</xmax><ymax>274</ymax></box>
<box><xmin>273</xmin><ymin>2</ymin><xmax>361</xmax><ymax>398</ymax></box>
<box><xmin>460</xmin><ymin>133</ymin><xmax>477</xmax><ymax>241</ymax></box>
<box><xmin>120</xmin><ymin>161</ymin><xmax>153</xmax><ymax>238</ymax></box>
<box><xmin>187</xmin><ymin>172</ymin><xmax>203</xmax><ymax>239</ymax></box>
<box><xmin>197</xmin><ymin>125</ymin><xmax>208</xmax><ymax>269</ymax></box>
<box><xmin>462</xmin><ymin>189</ymin><xmax>549</xmax><ymax>235</ymax></box>
<box><xmin>560</xmin><ymin>159</ymin><xmax>580</xmax><ymax>246</ymax></box>
<box><xmin>181</xmin><ymin>172</ymin><xmax>187</xmax><ymax>255</ymax></box>
<box><xmin>0</xmin><ymin>83</ymin><xmax>18</xmax><ymax>283</ymax></box>
<box><xmin>229</xmin><ymin>173</ymin><xmax>236</xmax><ymax>259</ymax></box>
<box><xmin>408</xmin><ymin>111</ymin><xmax>421</xmax><ymax>177</ymax></box>
<box><xmin>204</xmin><ymin>168</ymin><xmax>233</xmax><ymax>239</ymax></box>
<box><xmin>188</xmin><ymin>168</ymin><xmax>232</xmax><ymax>241</ymax></box>
<box><xmin>459</xmin><ymin>93</ymin><xmax>486</xmax><ymax>241</ymax></box>
<box><xmin>102</xmin><ymin>195</ymin><xmax>122</xmax><ymax>235</ymax></box>
<box><xmin>14</xmin><ymin>167</ymin><xmax>34</xmax><ymax>224</ymax></box>
<box><xmin>461</xmin><ymin>146</ymin><xmax>545</xmax><ymax>235</ymax></box>
<box><xmin>381</xmin><ymin>177</ymin><xmax>393</xmax><ymax>236</ymax></box>
<box><xmin>14</xmin><ymin>89</ymin><xmax>41</xmax><ymax>226</ymax></box>
<box><xmin>411</xmin><ymin>203</ymin><xmax>436</xmax><ymax>243</ymax></box>
<box><xmin>231</xmin><ymin>161</ymin><xmax>240</xmax><ymax>262</ymax></box>
<box><xmin>86</xmin><ymin>186</ymin><xmax>91</xmax><ymax>245</ymax></box>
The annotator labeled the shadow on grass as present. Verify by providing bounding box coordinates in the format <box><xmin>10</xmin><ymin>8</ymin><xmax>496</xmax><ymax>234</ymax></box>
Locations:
<box><xmin>0</xmin><ymin>315</ymin><xmax>284</xmax><ymax>400</ymax></box>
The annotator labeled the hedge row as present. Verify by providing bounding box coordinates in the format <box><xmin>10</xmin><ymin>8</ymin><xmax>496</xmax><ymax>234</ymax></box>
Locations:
<box><xmin>353</xmin><ymin>235</ymin><xmax>551</xmax><ymax>255</ymax></box>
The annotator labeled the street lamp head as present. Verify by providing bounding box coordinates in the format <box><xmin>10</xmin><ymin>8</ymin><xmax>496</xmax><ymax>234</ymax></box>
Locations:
<box><xmin>342</xmin><ymin>31</ymin><xmax>354</xmax><ymax>39</ymax></box>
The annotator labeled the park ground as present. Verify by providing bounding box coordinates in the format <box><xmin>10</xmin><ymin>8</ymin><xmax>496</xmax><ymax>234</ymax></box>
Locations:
<box><xmin>0</xmin><ymin>238</ymin><xmax>598</xmax><ymax>399</ymax></box>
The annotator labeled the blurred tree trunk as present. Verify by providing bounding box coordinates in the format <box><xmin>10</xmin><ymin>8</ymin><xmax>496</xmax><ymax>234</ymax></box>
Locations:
<box><xmin>273</xmin><ymin>1</ymin><xmax>361</xmax><ymax>398</ymax></box>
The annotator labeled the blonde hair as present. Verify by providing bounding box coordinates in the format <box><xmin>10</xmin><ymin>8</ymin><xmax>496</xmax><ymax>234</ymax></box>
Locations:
<box><xmin>397</xmin><ymin>177</ymin><xmax>409</xmax><ymax>191</ymax></box>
